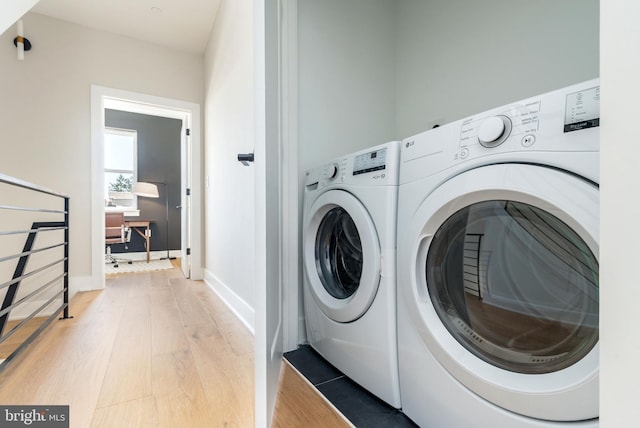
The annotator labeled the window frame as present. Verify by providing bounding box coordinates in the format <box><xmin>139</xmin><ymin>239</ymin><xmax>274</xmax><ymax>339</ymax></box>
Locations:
<box><xmin>104</xmin><ymin>127</ymin><xmax>138</xmax><ymax>211</ymax></box>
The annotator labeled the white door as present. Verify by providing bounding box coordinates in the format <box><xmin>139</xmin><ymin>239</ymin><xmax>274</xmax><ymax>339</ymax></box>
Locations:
<box><xmin>255</xmin><ymin>0</ymin><xmax>283</xmax><ymax>426</ymax></box>
<box><xmin>180</xmin><ymin>119</ymin><xmax>190</xmax><ymax>278</ymax></box>
<box><xmin>404</xmin><ymin>163</ymin><xmax>599</xmax><ymax>421</ymax></box>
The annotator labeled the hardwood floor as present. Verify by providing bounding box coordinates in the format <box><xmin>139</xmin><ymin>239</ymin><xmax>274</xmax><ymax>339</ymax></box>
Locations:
<box><xmin>0</xmin><ymin>317</ymin><xmax>49</xmax><ymax>359</ymax></box>
<box><xmin>272</xmin><ymin>361</ymin><xmax>352</xmax><ymax>428</ymax></box>
<box><xmin>0</xmin><ymin>263</ymin><xmax>351</xmax><ymax>427</ymax></box>
<box><xmin>0</xmin><ymin>265</ymin><xmax>254</xmax><ymax>427</ymax></box>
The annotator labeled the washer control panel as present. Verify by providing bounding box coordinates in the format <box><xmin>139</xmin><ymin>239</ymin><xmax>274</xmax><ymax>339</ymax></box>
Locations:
<box><xmin>322</xmin><ymin>146</ymin><xmax>389</xmax><ymax>184</ymax></box>
<box><xmin>326</xmin><ymin>163</ymin><xmax>339</xmax><ymax>180</ymax></box>
<box><xmin>311</xmin><ymin>141</ymin><xmax>401</xmax><ymax>188</ymax></box>
<box><xmin>321</xmin><ymin>159</ymin><xmax>348</xmax><ymax>184</ymax></box>
<box><xmin>353</xmin><ymin>146</ymin><xmax>388</xmax><ymax>175</ymax></box>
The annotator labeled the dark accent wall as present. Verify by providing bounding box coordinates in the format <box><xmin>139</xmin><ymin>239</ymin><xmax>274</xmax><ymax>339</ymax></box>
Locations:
<box><xmin>105</xmin><ymin>109</ymin><xmax>182</xmax><ymax>254</ymax></box>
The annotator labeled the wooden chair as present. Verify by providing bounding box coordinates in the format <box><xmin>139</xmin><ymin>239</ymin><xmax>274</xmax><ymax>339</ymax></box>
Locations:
<box><xmin>105</xmin><ymin>212</ymin><xmax>132</xmax><ymax>267</ymax></box>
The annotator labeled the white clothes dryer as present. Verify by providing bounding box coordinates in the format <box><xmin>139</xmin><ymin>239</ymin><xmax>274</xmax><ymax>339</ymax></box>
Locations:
<box><xmin>396</xmin><ymin>80</ymin><xmax>599</xmax><ymax>427</ymax></box>
<box><xmin>303</xmin><ymin>141</ymin><xmax>401</xmax><ymax>408</ymax></box>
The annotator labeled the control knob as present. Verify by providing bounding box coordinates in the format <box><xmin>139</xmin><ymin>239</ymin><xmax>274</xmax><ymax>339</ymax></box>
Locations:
<box><xmin>477</xmin><ymin>115</ymin><xmax>511</xmax><ymax>148</ymax></box>
<box><xmin>327</xmin><ymin>163</ymin><xmax>339</xmax><ymax>179</ymax></box>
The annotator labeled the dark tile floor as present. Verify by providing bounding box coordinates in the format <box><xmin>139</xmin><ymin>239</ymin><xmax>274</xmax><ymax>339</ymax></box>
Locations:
<box><xmin>284</xmin><ymin>345</ymin><xmax>418</xmax><ymax>428</ymax></box>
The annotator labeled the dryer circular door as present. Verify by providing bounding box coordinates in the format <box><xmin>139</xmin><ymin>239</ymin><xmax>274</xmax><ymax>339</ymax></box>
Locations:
<box><xmin>406</xmin><ymin>163</ymin><xmax>598</xmax><ymax>421</ymax></box>
<box><xmin>304</xmin><ymin>189</ymin><xmax>381</xmax><ymax>323</ymax></box>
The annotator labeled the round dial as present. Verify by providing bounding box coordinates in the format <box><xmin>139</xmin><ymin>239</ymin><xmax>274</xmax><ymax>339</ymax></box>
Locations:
<box><xmin>327</xmin><ymin>163</ymin><xmax>339</xmax><ymax>179</ymax></box>
<box><xmin>477</xmin><ymin>115</ymin><xmax>511</xmax><ymax>147</ymax></box>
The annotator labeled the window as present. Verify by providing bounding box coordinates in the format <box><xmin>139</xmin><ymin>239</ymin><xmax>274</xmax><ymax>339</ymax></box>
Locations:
<box><xmin>104</xmin><ymin>128</ymin><xmax>137</xmax><ymax>210</ymax></box>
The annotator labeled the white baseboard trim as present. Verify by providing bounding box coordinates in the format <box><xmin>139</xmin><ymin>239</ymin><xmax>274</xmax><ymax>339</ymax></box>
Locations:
<box><xmin>298</xmin><ymin>315</ymin><xmax>307</xmax><ymax>347</ymax></box>
<box><xmin>108</xmin><ymin>250</ymin><xmax>181</xmax><ymax>262</ymax></box>
<box><xmin>70</xmin><ymin>274</ymin><xmax>101</xmax><ymax>295</ymax></box>
<box><xmin>203</xmin><ymin>269</ymin><xmax>255</xmax><ymax>335</ymax></box>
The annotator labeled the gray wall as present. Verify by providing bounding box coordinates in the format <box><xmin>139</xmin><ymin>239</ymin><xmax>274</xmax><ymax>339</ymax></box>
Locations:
<box><xmin>297</xmin><ymin>0</ymin><xmax>599</xmax><ymax>164</ymax></box>
<box><xmin>395</xmin><ymin>0</ymin><xmax>600</xmax><ymax>137</ymax></box>
<box><xmin>298</xmin><ymin>0</ymin><xmax>397</xmax><ymax>175</ymax></box>
<box><xmin>105</xmin><ymin>109</ymin><xmax>182</xmax><ymax>254</ymax></box>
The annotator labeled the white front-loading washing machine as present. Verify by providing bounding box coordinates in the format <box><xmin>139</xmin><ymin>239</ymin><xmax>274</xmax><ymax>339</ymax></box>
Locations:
<box><xmin>303</xmin><ymin>141</ymin><xmax>401</xmax><ymax>408</ymax></box>
<box><xmin>396</xmin><ymin>80</ymin><xmax>599</xmax><ymax>427</ymax></box>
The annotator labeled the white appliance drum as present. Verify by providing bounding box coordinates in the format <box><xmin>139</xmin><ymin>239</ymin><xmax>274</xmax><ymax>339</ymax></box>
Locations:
<box><xmin>304</xmin><ymin>189</ymin><xmax>381</xmax><ymax>323</ymax></box>
<box><xmin>406</xmin><ymin>164</ymin><xmax>598</xmax><ymax>421</ymax></box>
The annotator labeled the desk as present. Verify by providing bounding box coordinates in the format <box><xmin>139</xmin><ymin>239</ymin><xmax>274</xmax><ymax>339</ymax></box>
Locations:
<box><xmin>125</xmin><ymin>220</ymin><xmax>154</xmax><ymax>263</ymax></box>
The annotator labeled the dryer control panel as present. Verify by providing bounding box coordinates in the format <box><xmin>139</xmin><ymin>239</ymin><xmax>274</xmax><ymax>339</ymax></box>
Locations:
<box><xmin>459</xmin><ymin>100</ymin><xmax>541</xmax><ymax>153</ymax></box>
<box><xmin>564</xmin><ymin>85</ymin><xmax>600</xmax><ymax>132</ymax></box>
<box><xmin>458</xmin><ymin>83</ymin><xmax>600</xmax><ymax>159</ymax></box>
<box><xmin>400</xmin><ymin>79</ymin><xmax>600</xmax><ymax>185</ymax></box>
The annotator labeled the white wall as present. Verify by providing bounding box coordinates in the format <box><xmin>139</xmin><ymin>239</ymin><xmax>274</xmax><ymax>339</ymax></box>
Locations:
<box><xmin>203</xmin><ymin>0</ymin><xmax>256</xmax><ymax>331</ymax></box>
<box><xmin>0</xmin><ymin>0</ymin><xmax>39</xmax><ymax>35</ymax></box>
<box><xmin>0</xmin><ymin>13</ymin><xmax>203</xmax><ymax>293</ymax></box>
<box><xmin>395</xmin><ymin>0</ymin><xmax>600</xmax><ymax>137</ymax></box>
<box><xmin>601</xmin><ymin>1</ymin><xmax>640</xmax><ymax>426</ymax></box>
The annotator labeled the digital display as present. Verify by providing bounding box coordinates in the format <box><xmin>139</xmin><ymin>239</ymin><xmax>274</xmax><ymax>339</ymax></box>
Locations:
<box><xmin>353</xmin><ymin>148</ymin><xmax>387</xmax><ymax>175</ymax></box>
<box><xmin>564</xmin><ymin>86</ymin><xmax>600</xmax><ymax>132</ymax></box>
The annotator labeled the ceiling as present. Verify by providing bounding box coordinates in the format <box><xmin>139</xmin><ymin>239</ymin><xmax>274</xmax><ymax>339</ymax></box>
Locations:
<box><xmin>31</xmin><ymin>0</ymin><xmax>222</xmax><ymax>54</ymax></box>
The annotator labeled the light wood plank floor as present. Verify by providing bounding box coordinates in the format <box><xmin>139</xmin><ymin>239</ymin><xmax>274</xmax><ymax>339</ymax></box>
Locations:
<box><xmin>0</xmin><ymin>317</ymin><xmax>49</xmax><ymax>359</ymax></box>
<box><xmin>272</xmin><ymin>361</ymin><xmax>352</xmax><ymax>428</ymax></box>
<box><xmin>0</xmin><ymin>265</ymin><xmax>255</xmax><ymax>428</ymax></box>
<box><xmin>0</xmin><ymin>264</ymin><xmax>351</xmax><ymax>427</ymax></box>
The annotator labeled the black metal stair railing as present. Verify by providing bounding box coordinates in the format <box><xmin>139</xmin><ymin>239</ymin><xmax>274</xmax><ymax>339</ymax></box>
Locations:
<box><xmin>0</xmin><ymin>173</ymin><xmax>72</xmax><ymax>370</ymax></box>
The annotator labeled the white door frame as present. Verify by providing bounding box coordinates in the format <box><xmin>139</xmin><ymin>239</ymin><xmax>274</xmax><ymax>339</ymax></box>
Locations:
<box><xmin>90</xmin><ymin>85</ymin><xmax>203</xmax><ymax>289</ymax></box>
<box><xmin>280</xmin><ymin>0</ymin><xmax>301</xmax><ymax>354</ymax></box>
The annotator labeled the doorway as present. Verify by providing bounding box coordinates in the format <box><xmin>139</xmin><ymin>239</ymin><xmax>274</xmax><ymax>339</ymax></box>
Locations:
<box><xmin>90</xmin><ymin>86</ymin><xmax>202</xmax><ymax>289</ymax></box>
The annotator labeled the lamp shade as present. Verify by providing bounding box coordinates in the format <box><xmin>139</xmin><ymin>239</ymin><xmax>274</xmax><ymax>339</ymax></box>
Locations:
<box><xmin>132</xmin><ymin>182</ymin><xmax>159</xmax><ymax>198</ymax></box>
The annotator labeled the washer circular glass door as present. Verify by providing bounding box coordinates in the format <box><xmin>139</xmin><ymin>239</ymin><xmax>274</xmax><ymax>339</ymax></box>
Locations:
<box><xmin>409</xmin><ymin>164</ymin><xmax>599</xmax><ymax>421</ymax></box>
<box><xmin>304</xmin><ymin>190</ymin><xmax>381</xmax><ymax>323</ymax></box>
